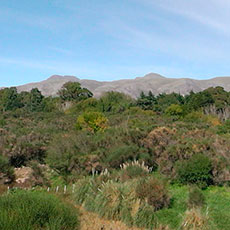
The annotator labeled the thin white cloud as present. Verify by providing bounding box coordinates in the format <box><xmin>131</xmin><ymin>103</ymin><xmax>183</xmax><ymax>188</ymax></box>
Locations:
<box><xmin>100</xmin><ymin>14</ymin><xmax>227</xmax><ymax>62</ymax></box>
<box><xmin>139</xmin><ymin>0</ymin><xmax>230</xmax><ymax>35</ymax></box>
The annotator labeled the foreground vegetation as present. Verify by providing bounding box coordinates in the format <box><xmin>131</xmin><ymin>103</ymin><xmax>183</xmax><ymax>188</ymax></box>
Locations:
<box><xmin>72</xmin><ymin>166</ymin><xmax>230</xmax><ymax>229</ymax></box>
<box><xmin>1</xmin><ymin>82</ymin><xmax>230</xmax><ymax>229</ymax></box>
<box><xmin>0</xmin><ymin>190</ymin><xmax>79</xmax><ymax>230</ymax></box>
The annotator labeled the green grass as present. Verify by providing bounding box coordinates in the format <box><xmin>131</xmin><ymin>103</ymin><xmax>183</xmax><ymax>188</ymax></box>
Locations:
<box><xmin>204</xmin><ymin>186</ymin><xmax>230</xmax><ymax>230</ymax></box>
<box><xmin>73</xmin><ymin>174</ymin><xmax>230</xmax><ymax>230</ymax></box>
<box><xmin>0</xmin><ymin>190</ymin><xmax>79</xmax><ymax>230</ymax></box>
<box><xmin>154</xmin><ymin>185</ymin><xmax>188</xmax><ymax>229</ymax></box>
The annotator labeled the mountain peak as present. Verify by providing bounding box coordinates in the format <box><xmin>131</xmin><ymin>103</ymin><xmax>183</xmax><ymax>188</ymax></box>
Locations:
<box><xmin>140</xmin><ymin>73</ymin><xmax>166</xmax><ymax>79</ymax></box>
<box><xmin>47</xmin><ymin>75</ymin><xmax>79</xmax><ymax>81</ymax></box>
<box><xmin>6</xmin><ymin>73</ymin><xmax>230</xmax><ymax>98</ymax></box>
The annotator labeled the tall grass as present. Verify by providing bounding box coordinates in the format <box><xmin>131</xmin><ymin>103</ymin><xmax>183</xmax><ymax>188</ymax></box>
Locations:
<box><xmin>72</xmin><ymin>171</ymin><xmax>230</xmax><ymax>230</ymax></box>
<box><xmin>0</xmin><ymin>190</ymin><xmax>79</xmax><ymax>230</ymax></box>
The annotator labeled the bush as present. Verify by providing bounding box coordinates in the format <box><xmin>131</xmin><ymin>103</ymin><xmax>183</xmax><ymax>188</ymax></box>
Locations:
<box><xmin>0</xmin><ymin>190</ymin><xmax>79</xmax><ymax>230</ymax></box>
<box><xmin>76</xmin><ymin>111</ymin><xmax>108</xmax><ymax>133</ymax></box>
<box><xmin>98</xmin><ymin>91</ymin><xmax>134</xmax><ymax>113</ymax></box>
<box><xmin>165</xmin><ymin>104</ymin><xmax>183</xmax><ymax>117</ymax></box>
<box><xmin>0</xmin><ymin>155</ymin><xmax>14</xmax><ymax>182</ymax></box>
<box><xmin>119</xmin><ymin>161</ymin><xmax>149</xmax><ymax>181</ymax></box>
<box><xmin>187</xmin><ymin>186</ymin><xmax>206</xmax><ymax>209</ymax></box>
<box><xmin>135</xmin><ymin>177</ymin><xmax>170</xmax><ymax>211</ymax></box>
<box><xmin>176</xmin><ymin>154</ymin><xmax>213</xmax><ymax>188</ymax></box>
<box><xmin>105</xmin><ymin>145</ymin><xmax>140</xmax><ymax>168</ymax></box>
<box><xmin>46</xmin><ymin>134</ymin><xmax>81</xmax><ymax>177</ymax></box>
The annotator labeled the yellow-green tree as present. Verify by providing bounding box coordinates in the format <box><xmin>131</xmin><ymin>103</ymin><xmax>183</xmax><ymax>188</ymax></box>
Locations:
<box><xmin>165</xmin><ymin>104</ymin><xmax>183</xmax><ymax>116</ymax></box>
<box><xmin>76</xmin><ymin>111</ymin><xmax>108</xmax><ymax>133</ymax></box>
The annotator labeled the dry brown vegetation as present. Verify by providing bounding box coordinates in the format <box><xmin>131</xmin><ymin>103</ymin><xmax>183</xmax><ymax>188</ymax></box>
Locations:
<box><xmin>79</xmin><ymin>206</ymin><xmax>144</xmax><ymax>230</ymax></box>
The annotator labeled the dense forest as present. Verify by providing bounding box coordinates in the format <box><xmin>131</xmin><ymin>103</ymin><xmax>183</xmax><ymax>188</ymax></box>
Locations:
<box><xmin>1</xmin><ymin>82</ymin><xmax>230</xmax><ymax>229</ymax></box>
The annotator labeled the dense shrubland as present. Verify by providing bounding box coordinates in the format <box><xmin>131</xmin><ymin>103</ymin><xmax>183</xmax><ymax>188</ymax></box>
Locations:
<box><xmin>1</xmin><ymin>83</ymin><xmax>230</xmax><ymax>228</ymax></box>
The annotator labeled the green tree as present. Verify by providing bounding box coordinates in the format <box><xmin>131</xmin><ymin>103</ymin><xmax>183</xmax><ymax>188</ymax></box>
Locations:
<box><xmin>29</xmin><ymin>88</ymin><xmax>44</xmax><ymax>111</ymax></box>
<box><xmin>76</xmin><ymin>111</ymin><xmax>108</xmax><ymax>133</ymax></box>
<box><xmin>185</xmin><ymin>90</ymin><xmax>214</xmax><ymax>110</ymax></box>
<box><xmin>19</xmin><ymin>88</ymin><xmax>44</xmax><ymax>112</ymax></box>
<box><xmin>137</xmin><ymin>91</ymin><xmax>156</xmax><ymax>110</ymax></box>
<box><xmin>58</xmin><ymin>82</ymin><xmax>93</xmax><ymax>101</ymax></box>
<box><xmin>99</xmin><ymin>91</ymin><xmax>134</xmax><ymax>113</ymax></box>
<box><xmin>0</xmin><ymin>87</ymin><xmax>21</xmax><ymax>111</ymax></box>
<box><xmin>155</xmin><ymin>93</ymin><xmax>185</xmax><ymax>112</ymax></box>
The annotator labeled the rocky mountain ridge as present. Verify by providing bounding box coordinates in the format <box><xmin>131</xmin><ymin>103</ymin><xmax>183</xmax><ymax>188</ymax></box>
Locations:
<box><xmin>4</xmin><ymin>73</ymin><xmax>230</xmax><ymax>98</ymax></box>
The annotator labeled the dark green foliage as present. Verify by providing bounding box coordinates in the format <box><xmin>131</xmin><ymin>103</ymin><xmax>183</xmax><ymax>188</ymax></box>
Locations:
<box><xmin>185</xmin><ymin>90</ymin><xmax>214</xmax><ymax>110</ymax></box>
<box><xmin>46</xmin><ymin>134</ymin><xmax>81</xmax><ymax>176</ymax></box>
<box><xmin>187</xmin><ymin>186</ymin><xmax>206</xmax><ymax>209</ymax></box>
<box><xmin>58</xmin><ymin>81</ymin><xmax>93</xmax><ymax>101</ymax></box>
<box><xmin>0</xmin><ymin>155</ymin><xmax>14</xmax><ymax>181</ymax></box>
<box><xmin>105</xmin><ymin>145</ymin><xmax>140</xmax><ymax>168</ymax></box>
<box><xmin>176</xmin><ymin>154</ymin><xmax>213</xmax><ymax>188</ymax></box>
<box><xmin>20</xmin><ymin>88</ymin><xmax>44</xmax><ymax>112</ymax></box>
<box><xmin>99</xmin><ymin>91</ymin><xmax>134</xmax><ymax>113</ymax></box>
<box><xmin>0</xmin><ymin>87</ymin><xmax>21</xmax><ymax>111</ymax></box>
<box><xmin>137</xmin><ymin>91</ymin><xmax>156</xmax><ymax>110</ymax></box>
<box><xmin>0</xmin><ymin>190</ymin><xmax>79</xmax><ymax>230</ymax></box>
<box><xmin>7</xmin><ymin>133</ymin><xmax>47</xmax><ymax>168</ymax></box>
<box><xmin>155</xmin><ymin>93</ymin><xmax>185</xmax><ymax>112</ymax></box>
<box><xmin>205</xmin><ymin>86</ymin><xmax>230</xmax><ymax>111</ymax></box>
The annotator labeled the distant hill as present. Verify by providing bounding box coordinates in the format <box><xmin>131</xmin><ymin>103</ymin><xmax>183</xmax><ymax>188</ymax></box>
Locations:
<box><xmin>5</xmin><ymin>73</ymin><xmax>230</xmax><ymax>98</ymax></box>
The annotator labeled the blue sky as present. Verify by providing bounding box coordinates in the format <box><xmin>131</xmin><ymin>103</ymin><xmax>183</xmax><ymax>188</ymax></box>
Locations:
<box><xmin>0</xmin><ymin>0</ymin><xmax>230</xmax><ymax>86</ymax></box>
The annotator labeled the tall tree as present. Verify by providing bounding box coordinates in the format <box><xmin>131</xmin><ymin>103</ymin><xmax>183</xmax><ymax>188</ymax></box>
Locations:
<box><xmin>0</xmin><ymin>87</ymin><xmax>21</xmax><ymax>111</ymax></box>
<box><xmin>58</xmin><ymin>82</ymin><xmax>93</xmax><ymax>101</ymax></box>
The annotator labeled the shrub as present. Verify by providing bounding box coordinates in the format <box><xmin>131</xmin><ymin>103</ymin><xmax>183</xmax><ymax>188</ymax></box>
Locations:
<box><xmin>187</xmin><ymin>186</ymin><xmax>206</xmax><ymax>209</ymax></box>
<box><xmin>0</xmin><ymin>155</ymin><xmax>14</xmax><ymax>182</ymax></box>
<box><xmin>0</xmin><ymin>190</ymin><xmax>79</xmax><ymax>230</ymax></box>
<box><xmin>135</xmin><ymin>177</ymin><xmax>170</xmax><ymax>211</ymax></box>
<box><xmin>105</xmin><ymin>145</ymin><xmax>140</xmax><ymax>168</ymax></box>
<box><xmin>119</xmin><ymin>160</ymin><xmax>150</xmax><ymax>181</ymax></box>
<box><xmin>98</xmin><ymin>91</ymin><xmax>134</xmax><ymax>113</ymax></box>
<box><xmin>176</xmin><ymin>154</ymin><xmax>213</xmax><ymax>188</ymax></box>
<box><xmin>76</xmin><ymin>111</ymin><xmax>108</xmax><ymax>133</ymax></box>
<box><xmin>165</xmin><ymin>104</ymin><xmax>183</xmax><ymax>117</ymax></box>
<box><xmin>46</xmin><ymin>134</ymin><xmax>81</xmax><ymax>177</ymax></box>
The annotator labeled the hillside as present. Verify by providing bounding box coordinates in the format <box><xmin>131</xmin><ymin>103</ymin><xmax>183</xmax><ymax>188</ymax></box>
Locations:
<box><xmin>12</xmin><ymin>73</ymin><xmax>230</xmax><ymax>98</ymax></box>
<box><xmin>1</xmin><ymin>84</ymin><xmax>230</xmax><ymax>229</ymax></box>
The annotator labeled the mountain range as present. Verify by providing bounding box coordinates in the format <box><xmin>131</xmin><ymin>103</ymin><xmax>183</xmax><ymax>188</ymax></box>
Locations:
<box><xmin>5</xmin><ymin>73</ymin><xmax>230</xmax><ymax>98</ymax></box>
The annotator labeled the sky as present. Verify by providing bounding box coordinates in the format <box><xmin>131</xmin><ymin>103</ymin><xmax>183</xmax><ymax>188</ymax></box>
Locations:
<box><xmin>1</xmin><ymin>0</ymin><xmax>230</xmax><ymax>86</ymax></box>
